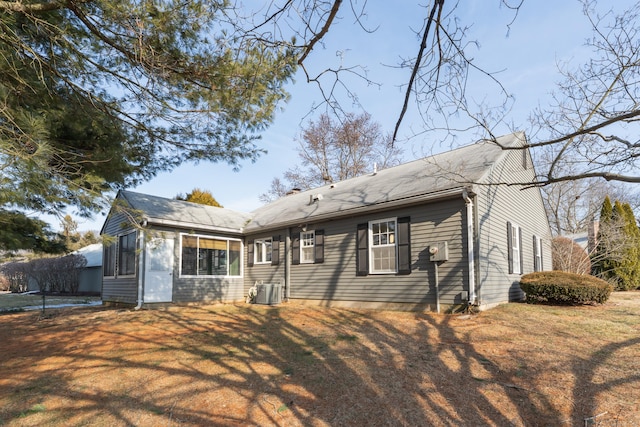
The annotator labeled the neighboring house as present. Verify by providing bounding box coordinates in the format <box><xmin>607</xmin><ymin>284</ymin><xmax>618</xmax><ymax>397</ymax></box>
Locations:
<box><xmin>25</xmin><ymin>244</ymin><xmax>103</xmax><ymax>294</ymax></box>
<box><xmin>74</xmin><ymin>243</ymin><xmax>103</xmax><ymax>295</ymax></box>
<box><xmin>101</xmin><ymin>132</ymin><xmax>552</xmax><ymax>311</ymax></box>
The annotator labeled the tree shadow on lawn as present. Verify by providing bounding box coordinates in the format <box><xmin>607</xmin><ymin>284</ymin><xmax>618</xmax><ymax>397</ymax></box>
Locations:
<box><xmin>0</xmin><ymin>304</ymin><xmax>639</xmax><ymax>426</ymax></box>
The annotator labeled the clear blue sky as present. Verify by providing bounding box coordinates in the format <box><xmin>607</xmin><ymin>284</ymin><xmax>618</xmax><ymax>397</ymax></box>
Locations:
<box><xmin>67</xmin><ymin>1</ymin><xmax>630</xmax><ymax>232</ymax></box>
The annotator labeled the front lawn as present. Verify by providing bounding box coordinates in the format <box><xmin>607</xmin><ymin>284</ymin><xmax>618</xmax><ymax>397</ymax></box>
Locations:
<box><xmin>0</xmin><ymin>292</ymin><xmax>638</xmax><ymax>426</ymax></box>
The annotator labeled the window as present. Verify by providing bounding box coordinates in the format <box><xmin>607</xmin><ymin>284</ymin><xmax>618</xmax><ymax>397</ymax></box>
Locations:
<box><xmin>118</xmin><ymin>231</ymin><xmax>137</xmax><ymax>276</ymax></box>
<box><xmin>229</xmin><ymin>240</ymin><xmax>241</xmax><ymax>276</ymax></box>
<box><xmin>103</xmin><ymin>241</ymin><xmax>116</xmax><ymax>277</ymax></box>
<box><xmin>507</xmin><ymin>222</ymin><xmax>523</xmax><ymax>275</ymax></box>
<box><xmin>357</xmin><ymin>217</ymin><xmax>411</xmax><ymax>276</ymax></box>
<box><xmin>255</xmin><ymin>238</ymin><xmax>272</xmax><ymax>264</ymax></box>
<box><xmin>301</xmin><ymin>231</ymin><xmax>315</xmax><ymax>263</ymax></box>
<box><xmin>533</xmin><ymin>235</ymin><xmax>543</xmax><ymax>272</ymax></box>
<box><xmin>292</xmin><ymin>230</ymin><xmax>324</xmax><ymax>265</ymax></box>
<box><xmin>370</xmin><ymin>219</ymin><xmax>397</xmax><ymax>273</ymax></box>
<box><xmin>247</xmin><ymin>236</ymin><xmax>280</xmax><ymax>267</ymax></box>
<box><xmin>180</xmin><ymin>235</ymin><xmax>241</xmax><ymax>277</ymax></box>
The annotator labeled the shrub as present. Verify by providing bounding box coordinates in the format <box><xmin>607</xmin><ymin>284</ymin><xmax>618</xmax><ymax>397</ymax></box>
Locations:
<box><xmin>0</xmin><ymin>262</ymin><xmax>29</xmax><ymax>292</ymax></box>
<box><xmin>0</xmin><ymin>274</ymin><xmax>9</xmax><ymax>291</ymax></box>
<box><xmin>29</xmin><ymin>255</ymin><xmax>87</xmax><ymax>293</ymax></box>
<box><xmin>520</xmin><ymin>271</ymin><xmax>613</xmax><ymax>305</ymax></box>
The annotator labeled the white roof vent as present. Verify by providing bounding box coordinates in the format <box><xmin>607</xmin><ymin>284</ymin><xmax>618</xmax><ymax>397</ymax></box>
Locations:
<box><xmin>309</xmin><ymin>193</ymin><xmax>324</xmax><ymax>204</ymax></box>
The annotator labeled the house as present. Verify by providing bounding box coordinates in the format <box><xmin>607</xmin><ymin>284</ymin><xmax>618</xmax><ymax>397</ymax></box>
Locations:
<box><xmin>100</xmin><ymin>132</ymin><xmax>552</xmax><ymax>311</ymax></box>
<box><xmin>74</xmin><ymin>243</ymin><xmax>103</xmax><ymax>295</ymax></box>
<box><xmin>25</xmin><ymin>244</ymin><xmax>103</xmax><ymax>294</ymax></box>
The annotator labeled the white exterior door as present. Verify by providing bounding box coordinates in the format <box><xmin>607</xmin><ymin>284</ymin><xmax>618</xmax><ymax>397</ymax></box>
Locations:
<box><xmin>144</xmin><ymin>236</ymin><xmax>174</xmax><ymax>303</ymax></box>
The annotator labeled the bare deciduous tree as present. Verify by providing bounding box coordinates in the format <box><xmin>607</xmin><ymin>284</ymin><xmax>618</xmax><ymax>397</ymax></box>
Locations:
<box><xmin>260</xmin><ymin>112</ymin><xmax>402</xmax><ymax>202</ymax></box>
<box><xmin>244</xmin><ymin>1</ymin><xmax>640</xmax><ymax>187</ymax></box>
<box><xmin>539</xmin><ymin>144</ymin><xmax>640</xmax><ymax>236</ymax></box>
<box><xmin>551</xmin><ymin>237</ymin><xmax>591</xmax><ymax>275</ymax></box>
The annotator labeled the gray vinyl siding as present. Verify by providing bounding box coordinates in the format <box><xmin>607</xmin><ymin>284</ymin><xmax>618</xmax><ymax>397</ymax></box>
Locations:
<box><xmin>101</xmin><ymin>208</ymin><xmax>138</xmax><ymax>304</ymax></box>
<box><xmin>172</xmin><ymin>229</ymin><xmax>245</xmax><ymax>303</ymax></box>
<box><xmin>287</xmin><ymin>198</ymin><xmax>468</xmax><ymax>306</ymax></box>
<box><xmin>102</xmin><ymin>277</ymin><xmax>137</xmax><ymax>304</ymax></box>
<box><xmin>173</xmin><ymin>277</ymin><xmax>245</xmax><ymax>302</ymax></box>
<box><xmin>475</xmin><ymin>149</ymin><xmax>552</xmax><ymax>306</ymax></box>
<box><xmin>244</xmin><ymin>229</ymin><xmax>287</xmax><ymax>293</ymax></box>
<box><xmin>78</xmin><ymin>267</ymin><xmax>102</xmax><ymax>294</ymax></box>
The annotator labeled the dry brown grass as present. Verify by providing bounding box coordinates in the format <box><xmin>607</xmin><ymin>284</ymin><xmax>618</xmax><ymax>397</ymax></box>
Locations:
<box><xmin>1</xmin><ymin>292</ymin><xmax>639</xmax><ymax>426</ymax></box>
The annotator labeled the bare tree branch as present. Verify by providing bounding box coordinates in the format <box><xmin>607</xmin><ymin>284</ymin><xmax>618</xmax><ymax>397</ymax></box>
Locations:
<box><xmin>392</xmin><ymin>0</ymin><xmax>444</xmax><ymax>143</ymax></box>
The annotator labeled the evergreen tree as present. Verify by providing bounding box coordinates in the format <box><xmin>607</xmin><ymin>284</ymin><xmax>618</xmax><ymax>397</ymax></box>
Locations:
<box><xmin>1</xmin><ymin>1</ymin><xmax>296</xmax><ymax>217</ymax></box>
<box><xmin>592</xmin><ymin>196</ymin><xmax>614</xmax><ymax>279</ymax></box>
<box><xmin>618</xmin><ymin>202</ymin><xmax>640</xmax><ymax>289</ymax></box>
<box><xmin>0</xmin><ymin>210</ymin><xmax>66</xmax><ymax>253</ymax></box>
<box><xmin>592</xmin><ymin>197</ymin><xmax>640</xmax><ymax>290</ymax></box>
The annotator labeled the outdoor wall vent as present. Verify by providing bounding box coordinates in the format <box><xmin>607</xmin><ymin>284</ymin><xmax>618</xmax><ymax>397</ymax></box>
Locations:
<box><xmin>255</xmin><ymin>283</ymin><xmax>283</xmax><ymax>305</ymax></box>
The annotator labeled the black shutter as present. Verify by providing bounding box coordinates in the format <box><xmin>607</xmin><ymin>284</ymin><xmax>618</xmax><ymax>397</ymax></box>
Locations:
<box><xmin>540</xmin><ymin>238</ymin><xmax>544</xmax><ymax>271</ymax></box>
<box><xmin>271</xmin><ymin>235</ymin><xmax>280</xmax><ymax>266</ymax></box>
<box><xmin>247</xmin><ymin>240</ymin><xmax>254</xmax><ymax>267</ymax></box>
<box><xmin>292</xmin><ymin>233</ymin><xmax>300</xmax><ymax>265</ymax></box>
<box><xmin>507</xmin><ymin>222</ymin><xmax>513</xmax><ymax>274</ymax></box>
<box><xmin>397</xmin><ymin>217</ymin><xmax>411</xmax><ymax>275</ymax></box>
<box><xmin>356</xmin><ymin>223</ymin><xmax>369</xmax><ymax>276</ymax></box>
<box><xmin>315</xmin><ymin>229</ymin><xmax>325</xmax><ymax>264</ymax></box>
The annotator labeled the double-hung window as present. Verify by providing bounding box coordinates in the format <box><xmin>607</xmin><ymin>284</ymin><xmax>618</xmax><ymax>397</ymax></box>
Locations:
<box><xmin>370</xmin><ymin>218</ymin><xmax>397</xmax><ymax>273</ymax></box>
<box><xmin>292</xmin><ymin>230</ymin><xmax>324</xmax><ymax>265</ymax></box>
<box><xmin>507</xmin><ymin>221</ymin><xmax>523</xmax><ymax>275</ymax></box>
<box><xmin>300</xmin><ymin>231</ymin><xmax>316</xmax><ymax>263</ymax></box>
<box><xmin>247</xmin><ymin>236</ymin><xmax>281</xmax><ymax>267</ymax></box>
<box><xmin>255</xmin><ymin>238</ymin><xmax>273</xmax><ymax>264</ymax></box>
<box><xmin>533</xmin><ymin>235</ymin><xmax>543</xmax><ymax>272</ymax></box>
<box><xmin>356</xmin><ymin>217</ymin><xmax>411</xmax><ymax>276</ymax></box>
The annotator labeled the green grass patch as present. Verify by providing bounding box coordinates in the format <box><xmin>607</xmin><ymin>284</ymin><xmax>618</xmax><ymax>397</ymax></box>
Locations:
<box><xmin>0</xmin><ymin>293</ymin><xmax>100</xmax><ymax>310</ymax></box>
<box><xmin>19</xmin><ymin>403</ymin><xmax>46</xmax><ymax>418</ymax></box>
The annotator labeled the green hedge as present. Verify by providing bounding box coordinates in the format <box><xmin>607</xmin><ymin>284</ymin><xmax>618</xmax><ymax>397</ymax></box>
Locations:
<box><xmin>520</xmin><ymin>271</ymin><xmax>613</xmax><ymax>305</ymax></box>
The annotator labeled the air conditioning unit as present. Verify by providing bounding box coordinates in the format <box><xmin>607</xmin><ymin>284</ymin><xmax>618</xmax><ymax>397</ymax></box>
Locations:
<box><xmin>255</xmin><ymin>283</ymin><xmax>282</xmax><ymax>305</ymax></box>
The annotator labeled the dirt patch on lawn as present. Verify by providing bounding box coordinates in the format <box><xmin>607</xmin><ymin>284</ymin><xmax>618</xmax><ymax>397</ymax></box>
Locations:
<box><xmin>1</xmin><ymin>293</ymin><xmax>639</xmax><ymax>426</ymax></box>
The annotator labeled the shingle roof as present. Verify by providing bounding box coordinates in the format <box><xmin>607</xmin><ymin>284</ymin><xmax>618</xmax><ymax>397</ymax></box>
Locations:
<box><xmin>245</xmin><ymin>133</ymin><xmax>524</xmax><ymax>231</ymax></box>
<box><xmin>73</xmin><ymin>243</ymin><xmax>102</xmax><ymax>267</ymax></box>
<box><xmin>111</xmin><ymin>133</ymin><xmax>524</xmax><ymax>234</ymax></box>
<box><xmin>119</xmin><ymin>191</ymin><xmax>252</xmax><ymax>232</ymax></box>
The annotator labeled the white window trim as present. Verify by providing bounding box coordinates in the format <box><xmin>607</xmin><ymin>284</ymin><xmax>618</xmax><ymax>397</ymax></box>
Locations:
<box><xmin>179</xmin><ymin>233</ymin><xmax>243</xmax><ymax>278</ymax></box>
<box><xmin>300</xmin><ymin>230</ymin><xmax>316</xmax><ymax>264</ymax></box>
<box><xmin>369</xmin><ymin>217</ymin><xmax>398</xmax><ymax>274</ymax></box>
<box><xmin>254</xmin><ymin>238</ymin><xmax>273</xmax><ymax>265</ymax></box>
<box><xmin>534</xmin><ymin>235</ymin><xmax>543</xmax><ymax>272</ymax></box>
<box><xmin>511</xmin><ymin>223</ymin><xmax>521</xmax><ymax>275</ymax></box>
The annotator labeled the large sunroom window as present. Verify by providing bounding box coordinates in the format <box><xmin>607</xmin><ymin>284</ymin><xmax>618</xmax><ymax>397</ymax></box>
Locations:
<box><xmin>181</xmin><ymin>235</ymin><xmax>241</xmax><ymax>277</ymax></box>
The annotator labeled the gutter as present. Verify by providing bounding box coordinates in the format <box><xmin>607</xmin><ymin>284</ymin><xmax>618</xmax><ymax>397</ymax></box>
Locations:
<box><xmin>462</xmin><ymin>188</ymin><xmax>477</xmax><ymax>305</ymax></box>
<box><xmin>285</xmin><ymin>230</ymin><xmax>291</xmax><ymax>301</ymax></box>
<box><xmin>146</xmin><ymin>217</ymin><xmax>245</xmax><ymax>235</ymax></box>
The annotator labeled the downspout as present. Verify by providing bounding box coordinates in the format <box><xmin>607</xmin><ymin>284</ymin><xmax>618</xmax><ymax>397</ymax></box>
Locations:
<box><xmin>462</xmin><ymin>189</ymin><xmax>477</xmax><ymax>306</ymax></box>
<box><xmin>285</xmin><ymin>229</ymin><xmax>291</xmax><ymax>301</ymax></box>
<box><xmin>134</xmin><ymin>227</ymin><xmax>146</xmax><ymax>310</ymax></box>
